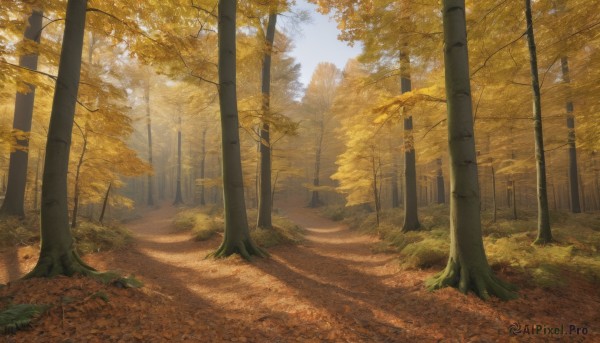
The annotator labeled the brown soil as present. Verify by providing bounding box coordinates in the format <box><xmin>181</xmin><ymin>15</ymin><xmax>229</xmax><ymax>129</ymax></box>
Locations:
<box><xmin>1</xmin><ymin>205</ymin><xmax>599</xmax><ymax>342</ymax></box>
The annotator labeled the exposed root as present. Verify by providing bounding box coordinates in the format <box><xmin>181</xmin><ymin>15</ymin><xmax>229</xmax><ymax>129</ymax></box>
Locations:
<box><xmin>426</xmin><ymin>258</ymin><xmax>518</xmax><ymax>301</ymax></box>
<box><xmin>23</xmin><ymin>250</ymin><xmax>97</xmax><ymax>279</ymax></box>
<box><xmin>208</xmin><ymin>238</ymin><xmax>269</xmax><ymax>261</ymax></box>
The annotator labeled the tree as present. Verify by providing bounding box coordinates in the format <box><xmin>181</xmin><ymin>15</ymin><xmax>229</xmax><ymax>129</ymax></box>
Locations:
<box><xmin>25</xmin><ymin>0</ymin><xmax>97</xmax><ymax>278</ymax></box>
<box><xmin>210</xmin><ymin>0</ymin><xmax>266</xmax><ymax>260</ymax></box>
<box><xmin>524</xmin><ymin>0</ymin><xmax>552</xmax><ymax>244</ymax></box>
<box><xmin>302</xmin><ymin>62</ymin><xmax>341</xmax><ymax>208</ymax></box>
<box><xmin>257</xmin><ymin>1</ymin><xmax>278</xmax><ymax>229</ymax></box>
<box><xmin>426</xmin><ymin>0</ymin><xmax>517</xmax><ymax>300</ymax></box>
<box><xmin>399</xmin><ymin>49</ymin><xmax>421</xmax><ymax>232</ymax></box>
<box><xmin>173</xmin><ymin>115</ymin><xmax>184</xmax><ymax>205</ymax></box>
<box><xmin>0</xmin><ymin>9</ymin><xmax>43</xmax><ymax>218</ymax></box>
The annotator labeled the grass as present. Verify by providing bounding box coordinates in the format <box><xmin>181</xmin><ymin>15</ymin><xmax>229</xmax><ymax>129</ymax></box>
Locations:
<box><xmin>0</xmin><ymin>213</ymin><xmax>132</xmax><ymax>255</ymax></box>
<box><xmin>173</xmin><ymin>207</ymin><xmax>304</xmax><ymax>248</ymax></box>
<box><xmin>327</xmin><ymin>203</ymin><xmax>600</xmax><ymax>288</ymax></box>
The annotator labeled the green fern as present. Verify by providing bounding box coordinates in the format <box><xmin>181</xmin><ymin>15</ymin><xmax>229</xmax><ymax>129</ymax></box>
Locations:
<box><xmin>0</xmin><ymin>304</ymin><xmax>50</xmax><ymax>334</ymax></box>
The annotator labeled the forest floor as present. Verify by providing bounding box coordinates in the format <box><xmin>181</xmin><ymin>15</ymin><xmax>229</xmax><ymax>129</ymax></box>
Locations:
<box><xmin>1</xmin><ymin>204</ymin><xmax>599</xmax><ymax>342</ymax></box>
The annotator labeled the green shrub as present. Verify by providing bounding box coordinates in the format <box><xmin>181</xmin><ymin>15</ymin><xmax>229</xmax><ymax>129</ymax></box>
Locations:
<box><xmin>250</xmin><ymin>215</ymin><xmax>305</xmax><ymax>248</ymax></box>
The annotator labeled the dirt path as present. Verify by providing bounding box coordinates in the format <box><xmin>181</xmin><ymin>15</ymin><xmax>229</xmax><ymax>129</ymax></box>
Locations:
<box><xmin>3</xmin><ymin>205</ymin><xmax>599</xmax><ymax>342</ymax></box>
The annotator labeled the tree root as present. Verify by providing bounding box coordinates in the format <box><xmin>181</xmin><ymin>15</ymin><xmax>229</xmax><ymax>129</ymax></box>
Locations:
<box><xmin>208</xmin><ymin>238</ymin><xmax>269</xmax><ymax>261</ymax></box>
<box><xmin>23</xmin><ymin>249</ymin><xmax>97</xmax><ymax>279</ymax></box>
<box><xmin>425</xmin><ymin>258</ymin><xmax>518</xmax><ymax>301</ymax></box>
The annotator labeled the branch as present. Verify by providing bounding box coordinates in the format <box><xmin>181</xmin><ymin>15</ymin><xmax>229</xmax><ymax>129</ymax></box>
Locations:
<box><xmin>471</xmin><ymin>31</ymin><xmax>527</xmax><ymax>77</ymax></box>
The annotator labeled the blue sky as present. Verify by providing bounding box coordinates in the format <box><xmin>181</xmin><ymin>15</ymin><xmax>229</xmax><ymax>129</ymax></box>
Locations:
<box><xmin>288</xmin><ymin>0</ymin><xmax>362</xmax><ymax>88</ymax></box>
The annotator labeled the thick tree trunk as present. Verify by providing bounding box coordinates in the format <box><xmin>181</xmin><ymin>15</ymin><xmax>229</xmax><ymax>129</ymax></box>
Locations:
<box><xmin>173</xmin><ymin>117</ymin><xmax>183</xmax><ymax>205</ymax></box>
<box><xmin>524</xmin><ymin>0</ymin><xmax>552</xmax><ymax>244</ymax></box>
<box><xmin>372</xmin><ymin>155</ymin><xmax>381</xmax><ymax>227</ymax></box>
<box><xmin>210</xmin><ymin>0</ymin><xmax>266</xmax><ymax>260</ymax></box>
<box><xmin>400</xmin><ymin>49</ymin><xmax>420</xmax><ymax>231</ymax></box>
<box><xmin>0</xmin><ymin>9</ymin><xmax>43</xmax><ymax>218</ymax></box>
<box><xmin>98</xmin><ymin>182</ymin><xmax>111</xmax><ymax>224</ymax></box>
<box><xmin>426</xmin><ymin>0</ymin><xmax>516</xmax><ymax>300</ymax></box>
<box><xmin>257</xmin><ymin>6</ymin><xmax>278</xmax><ymax>229</ymax></box>
<box><xmin>436</xmin><ymin>158</ymin><xmax>445</xmax><ymax>204</ymax></box>
<box><xmin>25</xmin><ymin>0</ymin><xmax>97</xmax><ymax>278</ymax></box>
<box><xmin>145</xmin><ymin>80</ymin><xmax>154</xmax><ymax>206</ymax></box>
<box><xmin>560</xmin><ymin>57</ymin><xmax>581</xmax><ymax>213</ymax></box>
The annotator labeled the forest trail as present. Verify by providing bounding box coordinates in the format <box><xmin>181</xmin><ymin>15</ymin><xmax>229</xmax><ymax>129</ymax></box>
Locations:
<box><xmin>2</xmin><ymin>205</ymin><xmax>599</xmax><ymax>341</ymax></box>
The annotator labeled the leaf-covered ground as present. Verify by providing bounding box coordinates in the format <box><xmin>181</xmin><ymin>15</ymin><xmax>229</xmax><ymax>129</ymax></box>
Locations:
<box><xmin>1</xmin><ymin>205</ymin><xmax>599</xmax><ymax>342</ymax></box>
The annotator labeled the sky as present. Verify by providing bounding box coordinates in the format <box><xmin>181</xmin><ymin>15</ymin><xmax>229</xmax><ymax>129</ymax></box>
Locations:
<box><xmin>287</xmin><ymin>0</ymin><xmax>362</xmax><ymax>89</ymax></box>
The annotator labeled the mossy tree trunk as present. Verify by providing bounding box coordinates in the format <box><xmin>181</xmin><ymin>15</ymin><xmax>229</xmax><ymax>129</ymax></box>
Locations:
<box><xmin>400</xmin><ymin>49</ymin><xmax>420</xmax><ymax>232</ymax></box>
<box><xmin>210</xmin><ymin>0</ymin><xmax>266</xmax><ymax>260</ymax></box>
<box><xmin>426</xmin><ymin>0</ymin><xmax>517</xmax><ymax>300</ymax></box>
<box><xmin>0</xmin><ymin>9</ymin><xmax>43</xmax><ymax>218</ymax></box>
<box><xmin>25</xmin><ymin>0</ymin><xmax>97</xmax><ymax>278</ymax></box>
<box><xmin>257</xmin><ymin>4</ymin><xmax>278</xmax><ymax>229</ymax></box>
<box><xmin>524</xmin><ymin>0</ymin><xmax>552</xmax><ymax>244</ymax></box>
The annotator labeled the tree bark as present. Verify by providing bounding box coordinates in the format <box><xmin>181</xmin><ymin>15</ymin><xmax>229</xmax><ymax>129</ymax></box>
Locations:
<box><xmin>310</xmin><ymin>119</ymin><xmax>324</xmax><ymax>208</ymax></box>
<box><xmin>426</xmin><ymin>0</ymin><xmax>516</xmax><ymax>300</ymax></box>
<box><xmin>209</xmin><ymin>0</ymin><xmax>266</xmax><ymax>260</ymax></box>
<box><xmin>491</xmin><ymin>163</ymin><xmax>497</xmax><ymax>223</ymax></box>
<box><xmin>524</xmin><ymin>0</ymin><xmax>552</xmax><ymax>244</ymax></box>
<box><xmin>25</xmin><ymin>0</ymin><xmax>97</xmax><ymax>278</ymax></box>
<box><xmin>0</xmin><ymin>9</ymin><xmax>43</xmax><ymax>218</ymax></box>
<box><xmin>257</xmin><ymin>5</ymin><xmax>278</xmax><ymax>229</ymax></box>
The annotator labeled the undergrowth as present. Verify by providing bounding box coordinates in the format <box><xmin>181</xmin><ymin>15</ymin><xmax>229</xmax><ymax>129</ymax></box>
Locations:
<box><xmin>325</xmin><ymin>204</ymin><xmax>600</xmax><ymax>288</ymax></box>
<box><xmin>173</xmin><ymin>207</ymin><xmax>304</xmax><ymax>248</ymax></box>
<box><xmin>0</xmin><ymin>214</ymin><xmax>131</xmax><ymax>255</ymax></box>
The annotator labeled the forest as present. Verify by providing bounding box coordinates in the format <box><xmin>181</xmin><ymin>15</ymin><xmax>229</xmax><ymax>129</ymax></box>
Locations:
<box><xmin>0</xmin><ymin>0</ymin><xmax>599</xmax><ymax>341</ymax></box>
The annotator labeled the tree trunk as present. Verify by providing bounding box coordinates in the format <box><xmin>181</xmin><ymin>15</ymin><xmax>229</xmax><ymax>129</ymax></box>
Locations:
<box><xmin>310</xmin><ymin>119</ymin><xmax>324</xmax><ymax>208</ymax></box>
<box><xmin>525</xmin><ymin>0</ymin><xmax>552</xmax><ymax>244</ymax></box>
<box><xmin>436</xmin><ymin>158</ymin><xmax>445</xmax><ymax>204</ymax></box>
<box><xmin>400</xmin><ymin>49</ymin><xmax>420</xmax><ymax>231</ymax></box>
<box><xmin>71</xmin><ymin>134</ymin><xmax>87</xmax><ymax>229</ymax></box>
<box><xmin>145</xmin><ymin>80</ymin><xmax>155</xmax><ymax>206</ymax></box>
<box><xmin>426</xmin><ymin>0</ymin><xmax>516</xmax><ymax>300</ymax></box>
<box><xmin>173</xmin><ymin>116</ymin><xmax>184</xmax><ymax>205</ymax></box>
<box><xmin>372</xmin><ymin>154</ymin><xmax>380</xmax><ymax>227</ymax></box>
<box><xmin>560</xmin><ymin>56</ymin><xmax>581</xmax><ymax>213</ymax></box>
<box><xmin>0</xmin><ymin>9</ymin><xmax>43</xmax><ymax>218</ymax></box>
<box><xmin>210</xmin><ymin>0</ymin><xmax>265</xmax><ymax>260</ymax></box>
<box><xmin>25</xmin><ymin>0</ymin><xmax>97</xmax><ymax>278</ymax></box>
<box><xmin>491</xmin><ymin>163</ymin><xmax>497</xmax><ymax>223</ymax></box>
<box><xmin>257</xmin><ymin>5</ymin><xmax>278</xmax><ymax>229</ymax></box>
<box><xmin>99</xmin><ymin>182</ymin><xmax>111</xmax><ymax>224</ymax></box>
<box><xmin>33</xmin><ymin>149</ymin><xmax>42</xmax><ymax>212</ymax></box>
<box><xmin>391</xmin><ymin>165</ymin><xmax>400</xmax><ymax>208</ymax></box>
<box><xmin>199</xmin><ymin>127</ymin><xmax>207</xmax><ymax>206</ymax></box>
